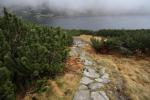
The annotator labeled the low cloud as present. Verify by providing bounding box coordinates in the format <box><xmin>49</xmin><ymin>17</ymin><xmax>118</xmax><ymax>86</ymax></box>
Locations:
<box><xmin>0</xmin><ymin>0</ymin><xmax>150</xmax><ymax>16</ymax></box>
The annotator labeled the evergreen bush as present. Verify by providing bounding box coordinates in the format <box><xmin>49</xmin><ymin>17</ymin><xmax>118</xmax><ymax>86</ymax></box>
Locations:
<box><xmin>94</xmin><ymin>29</ymin><xmax>150</xmax><ymax>55</ymax></box>
<box><xmin>0</xmin><ymin>8</ymin><xmax>73</xmax><ymax>99</ymax></box>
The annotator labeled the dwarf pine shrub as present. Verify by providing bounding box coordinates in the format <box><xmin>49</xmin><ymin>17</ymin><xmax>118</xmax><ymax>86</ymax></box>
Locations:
<box><xmin>0</xmin><ymin>8</ymin><xmax>73</xmax><ymax>99</ymax></box>
<box><xmin>95</xmin><ymin>30</ymin><xmax>150</xmax><ymax>55</ymax></box>
<box><xmin>90</xmin><ymin>37</ymin><xmax>102</xmax><ymax>53</ymax></box>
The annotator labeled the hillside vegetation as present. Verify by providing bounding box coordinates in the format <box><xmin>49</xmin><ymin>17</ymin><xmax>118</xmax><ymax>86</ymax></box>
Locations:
<box><xmin>90</xmin><ymin>30</ymin><xmax>150</xmax><ymax>56</ymax></box>
<box><xmin>0</xmin><ymin>8</ymin><xmax>73</xmax><ymax>100</ymax></box>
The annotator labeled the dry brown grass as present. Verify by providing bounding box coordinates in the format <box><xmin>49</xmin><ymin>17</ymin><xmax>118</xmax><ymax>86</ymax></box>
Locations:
<box><xmin>23</xmin><ymin>57</ymin><xmax>83</xmax><ymax>100</ymax></box>
<box><xmin>78</xmin><ymin>34</ymin><xmax>102</xmax><ymax>42</ymax></box>
<box><xmin>78</xmin><ymin>35</ymin><xmax>150</xmax><ymax>100</ymax></box>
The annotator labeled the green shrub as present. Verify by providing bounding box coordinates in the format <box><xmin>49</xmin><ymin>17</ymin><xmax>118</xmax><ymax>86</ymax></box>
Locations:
<box><xmin>95</xmin><ymin>29</ymin><xmax>150</xmax><ymax>55</ymax></box>
<box><xmin>0</xmin><ymin>67</ymin><xmax>15</xmax><ymax>100</ymax></box>
<box><xmin>33</xmin><ymin>78</ymin><xmax>48</xmax><ymax>94</ymax></box>
<box><xmin>90</xmin><ymin>37</ymin><xmax>110</xmax><ymax>54</ymax></box>
<box><xmin>0</xmin><ymin>8</ymin><xmax>73</xmax><ymax>99</ymax></box>
<box><xmin>90</xmin><ymin>37</ymin><xmax>102</xmax><ymax>53</ymax></box>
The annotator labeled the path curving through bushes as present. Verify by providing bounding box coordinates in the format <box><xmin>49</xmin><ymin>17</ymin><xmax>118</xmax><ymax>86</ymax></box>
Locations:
<box><xmin>70</xmin><ymin>38</ymin><xmax>111</xmax><ymax>100</ymax></box>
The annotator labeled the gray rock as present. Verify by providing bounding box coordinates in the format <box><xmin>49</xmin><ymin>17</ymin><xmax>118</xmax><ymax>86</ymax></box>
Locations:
<box><xmin>83</xmin><ymin>68</ymin><xmax>99</xmax><ymax>78</ymax></box>
<box><xmin>99</xmin><ymin>91</ymin><xmax>109</xmax><ymax>100</ymax></box>
<box><xmin>91</xmin><ymin>91</ymin><xmax>109</xmax><ymax>100</ymax></box>
<box><xmin>101</xmin><ymin>73</ymin><xmax>109</xmax><ymax>79</ymax></box>
<box><xmin>73</xmin><ymin>90</ymin><xmax>90</xmax><ymax>100</ymax></box>
<box><xmin>95</xmin><ymin>78</ymin><xmax>110</xmax><ymax>84</ymax></box>
<box><xmin>89</xmin><ymin>83</ymin><xmax>104</xmax><ymax>91</ymax></box>
<box><xmin>91</xmin><ymin>91</ymin><xmax>106</xmax><ymax>100</ymax></box>
<box><xmin>78</xmin><ymin>85</ymin><xmax>88</xmax><ymax>90</ymax></box>
<box><xmin>80</xmin><ymin>77</ymin><xmax>94</xmax><ymax>85</ymax></box>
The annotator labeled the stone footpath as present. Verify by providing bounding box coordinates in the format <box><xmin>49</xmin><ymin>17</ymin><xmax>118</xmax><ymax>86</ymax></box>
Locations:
<box><xmin>70</xmin><ymin>38</ymin><xmax>110</xmax><ymax>100</ymax></box>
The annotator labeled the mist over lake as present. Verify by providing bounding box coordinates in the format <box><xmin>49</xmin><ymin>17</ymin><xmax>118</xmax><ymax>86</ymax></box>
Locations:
<box><xmin>33</xmin><ymin>15</ymin><xmax>150</xmax><ymax>30</ymax></box>
<box><xmin>1</xmin><ymin>0</ymin><xmax>150</xmax><ymax>30</ymax></box>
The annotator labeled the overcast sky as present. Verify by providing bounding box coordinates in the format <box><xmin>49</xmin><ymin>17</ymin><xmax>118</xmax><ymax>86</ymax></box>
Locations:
<box><xmin>0</xmin><ymin>0</ymin><xmax>150</xmax><ymax>16</ymax></box>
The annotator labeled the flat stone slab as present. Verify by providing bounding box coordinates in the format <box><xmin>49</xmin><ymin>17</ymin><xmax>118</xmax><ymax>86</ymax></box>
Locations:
<box><xmin>99</xmin><ymin>91</ymin><xmax>109</xmax><ymax>100</ymax></box>
<box><xmin>89</xmin><ymin>83</ymin><xmax>104</xmax><ymax>91</ymax></box>
<box><xmin>83</xmin><ymin>67</ymin><xmax>99</xmax><ymax>78</ymax></box>
<box><xmin>73</xmin><ymin>90</ymin><xmax>90</xmax><ymax>100</ymax></box>
<box><xmin>95</xmin><ymin>78</ymin><xmax>110</xmax><ymax>84</ymax></box>
<box><xmin>91</xmin><ymin>91</ymin><xmax>109</xmax><ymax>100</ymax></box>
<box><xmin>78</xmin><ymin>85</ymin><xmax>88</xmax><ymax>90</ymax></box>
<box><xmin>91</xmin><ymin>91</ymin><xmax>106</xmax><ymax>100</ymax></box>
<box><xmin>80</xmin><ymin>77</ymin><xmax>94</xmax><ymax>85</ymax></box>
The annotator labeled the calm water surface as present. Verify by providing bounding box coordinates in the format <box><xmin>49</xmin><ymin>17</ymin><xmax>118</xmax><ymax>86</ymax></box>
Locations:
<box><xmin>35</xmin><ymin>16</ymin><xmax>150</xmax><ymax>30</ymax></box>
